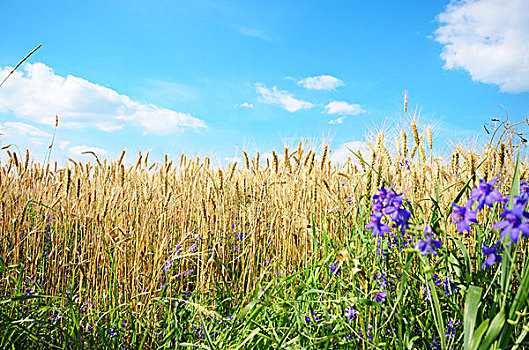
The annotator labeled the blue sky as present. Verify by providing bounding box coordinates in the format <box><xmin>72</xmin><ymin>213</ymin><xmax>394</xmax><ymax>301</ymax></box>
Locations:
<box><xmin>1</xmin><ymin>0</ymin><xmax>528</xmax><ymax>165</ymax></box>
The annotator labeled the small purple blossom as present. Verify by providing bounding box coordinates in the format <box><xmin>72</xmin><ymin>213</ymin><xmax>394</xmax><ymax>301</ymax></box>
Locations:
<box><xmin>450</xmin><ymin>199</ymin><xmax>478</xmax><ymax>233</ymax></box>
<box><xmin>375</xmin><ymin>271</ymin><xmax>389</xmax><ymax>289</ymax></box>
<box><xmin>442</xmin><ymin>276</ymin><xmax>457</xmax><ymax>296</ymax></box>
<box><xmin>445</xmin><ymin>318</ymin><xmax>461</xmax><ymax>338</ymax></box>
<box><xmin>415</xmin><ymin>226</ymin><xmax>442</xmax><ymax>256</ymax></box>
<box><xmin>344</xmin><ymin>307</ymin><xmax>358</xmax><ymax>321</ymax></box>
<box><xmin>109</xmin><ymin>325</ymin><xmax>119</xmax><ymax>339</ymax></box>
<box><xmin>471</xmin><ymin>178</ymin><xmax>504</xmax><ymax>210</ymax></box>
<box><xmin>520</xmin><ymin>179</ymin><xmax>529</xmax><ymax>201</ymax></box>
<box><xmin>366</xmin><ymin>211</ymin><xmax>391</xmax><ymax>238</ymax></box>
<box><xmin>162</xmin><ymin>259</ymin><xmax>171</xmax><ymax>272</ymax></box>
<box><xmin>481</xmin><ymin>240</ymin><xmax>504</xmax><ymax>270</ymax></box>
<box><xmin>493</xmin><ymin>203</ymin><xmax>529</xmax><ymax>244</ymax></box>
<box><xmin>175</xmin><ymin>245</ymin><xmax>182</xmax><ymax>255</ymax></box>
<box><xmin>328</xmin><ymin>261</ymin><xmax>342</xmax><ymax>275</ymax></box>
<box><xmin>374</xmin><ymin>291</ymin><xmax>387</xmax><ymax>303</ymax></box>
<box><xmin>422</xmin><ymin>285</ymin><xmax>432</xmax><ymax>301</ymax></box>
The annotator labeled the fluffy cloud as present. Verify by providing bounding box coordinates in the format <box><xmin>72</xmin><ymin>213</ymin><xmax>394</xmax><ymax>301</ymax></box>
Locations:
<box><xmin>69</xmin><ymin>145</ymin><xmax>108</xmax><ymax>157</ymax></box>
<box><xmin>297</xmin><ymin>75</ymin><xmax>344</xmax><ymax>90</ymax></box>
<box><xmin>234</xmin><ymin>25</ymin><xmax>272</xmax><ymax>41</ymax></box>
<box><xmin>0</xmin><ymin>62</ymin><xmax>207</xmax><ymax>135</ymax></box>
<box><xmin>329</xmin><ymin>117</ymin><xmax>346</xmax><ymax>124</ymax></box>
<box><xmin>0</xmin><ymin>122</ymin><xmax>52</xmax><ymax>162</ymax></box>
<box><xmin>434</xmin><ymin>0</ymin><xmax>529</xmax><ymax>93</ymax></box>
<box><xmin>330</xmin><ymin>141</ymin><xmax>371</xmax><ymax>164</ymax></box>
<box><xmin>239</xmin><ymin>102</ymin><xmax>254</xmax><ymax>108</ymax></box>
<box><xmin>0</xmin><ymin>121</ymin><xmax>52</xmax><ymax>138</ymax></box>
<box><xmin>255</xmin><ymin>83</ymin><xmax>313</xmax><ymax>112</ymax></box>
<box><xmin>224</xmin><ymin>156</ymin><xmax>242</xmax><ymax>164</ymax></box>
<box><xmin>325</xmin><ymin>101</ymin><xmax>365</xmax><ymax>116</ymax></box>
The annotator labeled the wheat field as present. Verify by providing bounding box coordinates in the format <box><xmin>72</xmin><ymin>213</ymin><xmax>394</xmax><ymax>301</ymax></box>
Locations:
<box><xmin>1</xmin><ymin>121</ymin><xmax>528</xmax><ymax>349</ymax></box>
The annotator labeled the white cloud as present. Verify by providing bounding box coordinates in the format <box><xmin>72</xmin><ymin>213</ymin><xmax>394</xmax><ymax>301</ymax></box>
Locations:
<box><xmin>239</xmin><ymin>102</ymin><xmax>254</xmax><ymax>108</ymax></box>
<box><xmin>0</xmin><ymin>62</ymin><xmax>207</xmax><ymax>135</ymax></box>
<box><xmin>69</xmin><ymin>145</ymin><xmax>108</xmax><ymax>157</ymax></box>
<box><xmin>330</xmin><ymin>141</ymin><xmax>371</xmax><ymax>164</ymax></box>
<box><xmin>255</xmin><ymin>83</ymin><xmax>313</xmax><ymax>112</ymax></box>
<box><xmin>434</xmin><ymin>0</ymin><xmax>529</xmax><ymax>93</ymax></box>
<box><xmin>0</xmin><ymin>122</ymin><xmax>53</xmax><ymax>149</ymax></box>
<box><xmin>0</xmin><ymin>122</ymin><xmax>52</xmax><ymax>138</ymax></box>
<box><xmin>297</xmin><ymin>75</ymin><xmax>344</xmax><ymax>90</ymax></box>
<box><xmin>224</xmin><ymin>156</ymin><xmax>242</xmax><ymax>164</ymax></box>
<box><xmin>0</xmin><ymin>122</ymin><xmax>53</xmax><ymax>161</ymax></box>
<box><xmin>329</xmin><ymin>117</ymin><xmax>346</xmax><ymax>124</ymax></box>
<box><xmin>58</xmin><ymin>141</ymin><xmax>70</xmax><ymax>150</ymax></box>
<box><xmin>234</xmin><ymin>25</ymin><xmax>272</xmax><ymax>41</ymax></box>
<box><xmin>325</xmin><ymin>101</ymin><xmax>365</xmax><ymax>116</ymax></box>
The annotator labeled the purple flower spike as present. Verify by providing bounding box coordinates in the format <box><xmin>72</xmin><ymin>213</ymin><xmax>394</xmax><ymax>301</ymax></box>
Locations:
<box><xmin>520</xmin><ymin>179</ymin><xmax>529</xmax><ymax>201</ymax></box>
<box><xmin>481</xmin><ymin>240</ymin><xmax>503</xmax><ymax>270</ymax></box>
<box><xmin>415</xmin><ymin>226</ymin><xmax>442</xmax><ymax>256</ymax></box>
<box><xmin>493</xmin><ymin>203</ymin><xmax>529</xmax><ymax>244</ymax></box>
<box><xmin>345</xmin><ymin>307</ymin><xmax>358</xmax><ymax>321</ymax></box>
<box><xmin>471</xmin><ymin>178</ymin><xmax>505</xmax><ymax>210</ymax></box>
<box><xmin>162</xmin><ymin>259</ymin><xmax>171</xmax><ymax>272</ymax></box>
<box><xmin>328</xmin><ymin>261</ymin><xmax>343</xmax><ymax>275</ymax></box>
<box><xmin>450</xmin><ymin>199</ymin><xmax>478</xmax><ymax>233</ymax></box>
<box><xmin>374</xmin><ymin>291</ymin><xmax>387</xmax><ymax>303</ymax></box>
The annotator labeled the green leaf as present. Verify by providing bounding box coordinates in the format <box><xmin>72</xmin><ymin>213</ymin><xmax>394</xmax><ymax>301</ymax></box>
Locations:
<box><xmin>198</xmin><ymin>312</ymin><xmax>216</xmax><ymax>350</ymax></box>
<box><xmin>234</xmin><ymin>328</ymin><xmax>260</xmax><ymax>350</ymax></box>
<box><xmin>499</xmin><ymin>250</ymin><xmax>529</xmax><ymax>347</ymax></box>
<box><xmin>470</xmin><ymin>319</ymin><xmax>489</xmax><ymax>350</ymax></box>
<box><xmin>479</xmin><ymin>308</ymin><xmax>505</xmax><ymax>350</ymax></box>
<box><xmin>424</xmin><ymin>259</ymin><xmax>446</xmax><ymax>350</ymax></box>
<box><xmin>464</xmin><ymin>286</ymin><xmax>483</xmax><ymax>350</ymax></box>
<box><xmin>238</xmin><ymin>300</ymin><xmax>259</xmax><ymax>320</ymax></box>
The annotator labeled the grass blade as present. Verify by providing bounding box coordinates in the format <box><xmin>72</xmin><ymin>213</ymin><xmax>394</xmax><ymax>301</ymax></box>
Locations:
<box><xmin>464</xmin><ymin>285</ymin><xmax>482</xmax><ymax>350</ymax></box>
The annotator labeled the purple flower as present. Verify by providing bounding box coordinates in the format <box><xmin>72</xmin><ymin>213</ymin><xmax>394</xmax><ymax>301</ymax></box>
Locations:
<box><xmin>305</xmin><ymin>310</ymin><xmax>320</xmax><ymax>323</ymax></box>
<box><xmin>445</xmin><ymin>318</ymin><xmax>461</xmax><ymax>338</ymax></box>
<box><xmin>520</xmin><ymin>179</ymin><xmax>529</xmax><ymax>201</ymax></box>
<box><xmin>391</xmin><ymin>207</ymin><xmax>412</xmax><ymax>232</ymax></box>
<box><xmin>162</xmin><ymin>259</ymin><xmax>171</xmax><ymax>272</ymax></box>
<box><xmin>414</xmin><ymin>226</ymin><xmax>442</xmax><ymax>256</ymax></box>
<box><xmin>374</xmin><ymin>291</ymin><xmax>387</xmax><ymax>303</ymax></box>
<box><xmin>442</xmin><ymin>276</ymin><xmax>456</xmax><ymax>296</ymax></box>
<box><xmin>493</xmin><ymin>203</ymin><xmax>529</xmax><ymax>244</ymax></box>
<box><xmin>450</xmin><ymin>199</ymin><xmax>478</xmax><ymax>233</ymax></box>
<box><xmin>344</xmin><ymin>307</ymin><xmax>358</xmax><ymax>321</ymax></box>
<box><xmin>175</xmin><ymin>245</ymin><xmax>182</xmax><ymax>255</ymax></box>
<box><xmin>109</xmin><ymin>325</ymin><xmax>119</xmax><ymax>339</ymax></box>
<box><xmin>366</xmin><ymin>211</ymin><xmax>391</xmax><ymax>238</ymax></box>
<box><xmin>375</xmin><ymin>271</ymin><xmax>389</xmax><ymax>289</ymax></box>
<box><xmin>471</xmin><ymin>178</ymin><xmax>504</xmax><ymax>210</ymax></box>
<box><xmin>373</xmin><ymin>187</ymin><xmax>404</xmax><ymax>215</ymax></box>
<box><xmin>400</xmin><ymin>160</ymin><xmax>410</xmax><ymax>170</ymax></box>
<box><xmin>482</xmin><ymin>240</ymin><xmax>504</xmax><ymax>270</ymax></box>
<box><xmin>328</xmin><ymin>261</ymin><xmax>342</xmax><ymax>275</ymax></box>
